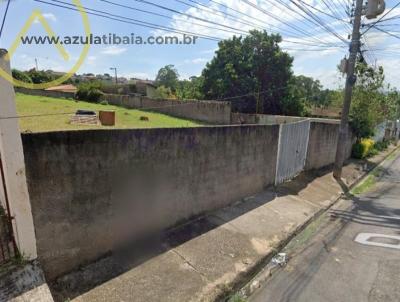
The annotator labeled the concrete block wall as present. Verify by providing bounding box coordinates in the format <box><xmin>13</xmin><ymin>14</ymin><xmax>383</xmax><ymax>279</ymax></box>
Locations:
<box><xmin>15</xmin><ymin>87</ymin><xmax>75</xmax><ymax>99</ymax></box>
<box><xmin>22</xmin><ymin>125</ymin><xmax>279</xmax><ymax>279</ymax></box>
<box><xmin>105</xmin><ymin>94</ymin><xmax>232</xmax><ymax>125</ymax></box>
<box><xmin>305</xmin><ymin>121</ymin><xmax>354</xmax><ymax>170</ymax></box>
<box><xmin>231</xmin><ymin>113</ymin><xmax>340</xmax><ymax>126</ymax></box>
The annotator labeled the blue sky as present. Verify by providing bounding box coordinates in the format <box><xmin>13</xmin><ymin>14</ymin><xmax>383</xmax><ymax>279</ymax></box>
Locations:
<box><xmin>0</xmin><ymin>0</ymin><xmax>399</xmax><ymax>89</ymax></box>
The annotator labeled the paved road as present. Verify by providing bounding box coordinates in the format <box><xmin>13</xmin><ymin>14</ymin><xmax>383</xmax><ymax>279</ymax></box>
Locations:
<box><xmin>250</xmin><ymin>153</ymin><xmax>400</xmax><ymax>302</ymax></box>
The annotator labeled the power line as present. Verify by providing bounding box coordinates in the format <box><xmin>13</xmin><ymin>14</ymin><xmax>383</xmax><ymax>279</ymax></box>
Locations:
<box><xmin>330</xmin><ymin>0</ymin><xmax>350</xmax><ymax>20</ymax></box>
<box><xmin>257</xmin><ymin>0</ymin><xmax>349</xmax><ymax>46</ymax></box>
<box><xmin>242</xmin><ymin>0</ymin><xmax>347</xmax><ymax>46</ymax></box>
<box><xmin>36</xmin><ymin>0</ymin><xmax>346</xmax><ymax>50</ymax></box>
<box><xmin>34</xmin><ymin>0</ymin><xmax>223</xmax><ymax>41</ymax></box>
<box><xmin>363</xmin><ymin>1</ymin><xmax>400</xmax><ymax>34</ymax></box>
<box><xmin>172</xmin><ymin>0</ymin><xmax>270</xmax><ymax>32</ymax></box>
<box><xmin>208</xmin><ymin>0</ymin><xmax>325</xmax><ymax>39</ymax></box>
<box><xmin>130</xmin><ymin>0</ymin><xmax>258</xmax><ymax>35</ymax></box>
<box><xmin>97</xmin><ymin>0</ymin><xmax>244</xmax><ymax>36</ymax></box>
<box><xmin>321</xmin><ymin>0</ymin><xmax>346</xmax><ymax>21</ymax></box>
<box><xmin>263</xmin><ymin>0</ymin><xmax>326</xmax><ymax>34</ymax></box>
<box><xmin>290</xmin><ymin>0</ymin><xmax>349</xmax><ymax>44</ymax></box>
<box><xmin>0</xmin><ymin>0</ymin><xmax>11</xmax><ymax>40</ymax></box>
<box><xmin>143</xmin><ymin>0</ymin><xmax>337</xmax><ymax>45</ymax></box>
<box><xmin>372</xmin><ymin>26</ymin><xmax>400</xmax><ymax>40</ymax></box>
<box><xmin>296</xmin><ymin>0</ymin><xmax>350</xmax><ymax>23</ymax></box>
<box><xmin>172</xmin><ymin>0</ymin><xmax>351</xmax><ymax>48</ymax></box>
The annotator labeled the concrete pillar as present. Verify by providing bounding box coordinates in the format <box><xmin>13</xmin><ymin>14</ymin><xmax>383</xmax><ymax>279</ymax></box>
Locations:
<box><xmin>0</xmin><ymin>49</ymin><xmax>37</xmax><ymax>259</ymax></box>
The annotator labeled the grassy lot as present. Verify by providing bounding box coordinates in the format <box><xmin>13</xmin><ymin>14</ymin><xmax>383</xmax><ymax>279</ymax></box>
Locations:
<box><xmin>15</xmin><ymin>93</ymin><xmax>202</xmax><ymax>132</ymax></box>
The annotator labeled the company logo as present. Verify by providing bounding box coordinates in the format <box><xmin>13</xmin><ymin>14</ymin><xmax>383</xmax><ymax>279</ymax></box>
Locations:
<box><xmin>0</xmin><ymin>0</ymin><xmax>91</xmax><ymax>89</ymax></box>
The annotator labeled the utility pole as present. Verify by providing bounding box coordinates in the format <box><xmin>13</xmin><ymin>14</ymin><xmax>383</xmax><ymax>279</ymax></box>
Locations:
<box><xmin>333</xmin><ymin>0</ymin><xmax>365</xmax><ymax>179</ymax></box>
<box><xmin>35</xmin><ymin>58</ymin><xmax>39</xmax><ymax>71</ymax></box>
<box><xmin>110</xmin><ymin>67</ymin><xmax>118</xmax><ymax>85</ymax></box>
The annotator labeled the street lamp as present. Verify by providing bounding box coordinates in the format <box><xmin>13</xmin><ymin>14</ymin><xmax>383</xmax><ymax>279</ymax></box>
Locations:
<box><xmin>110</xmin><ymin>67</ymin><xmax>118</xmax><ymax>85</ymax></box>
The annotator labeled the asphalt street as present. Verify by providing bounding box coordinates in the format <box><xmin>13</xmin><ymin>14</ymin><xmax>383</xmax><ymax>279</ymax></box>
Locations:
<box><xmin>250</xmin><ymin>153</ymin><xmax>400</xmax><ymax>302</ymax></box>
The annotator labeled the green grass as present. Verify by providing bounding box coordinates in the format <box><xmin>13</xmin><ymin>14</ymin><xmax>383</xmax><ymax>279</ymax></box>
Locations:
<box><xmin>283</xmin><ymin>214</ymin><xmax>326</xmax><ymax>252</ymax></box>
<box><xmin>15</xmin><ymin>93</ymin><xmax>202</xmax><ymax>132</ymax></box>
<box><xmin>351</xmin><ymin>167</ymin><xmax>384</xmax><ymax>195</ymax></box>
<box><xmin>228</xmin><ymin>294</ymin><xmax>248</xmax><ymax>302</ymax></box>
<box><xmin>386</xmin><ymin>148</ymin><xmax>399</xmax><ymax>161</ymax></box>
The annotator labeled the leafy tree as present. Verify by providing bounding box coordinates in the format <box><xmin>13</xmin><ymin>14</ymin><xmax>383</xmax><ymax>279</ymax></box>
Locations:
<box><xmin>382</xmin><ymin>88</ymin><xmax>400</xmax><ymax>121</ymax></box>
<box><xmin>283</xmin><ymin>83</ymin><xmax>310</xmax><ymax>116</ymax></box>
<box><xmin>176</xmin><ymin>76</ymin><xmax>205</xmax><ymax>100</ymax></box>
<box><xmin>350</xmin><ymin>62</ymin><xmax>386</xmax><ymax>139</ymax></box>
<box><xmin>12</xmin><ymin>69</ymin><xmax>32</xmax><ymax>83</ymax></box>
<box><xmin>291</xmin><ymin>75</ymin><xmax>332</xmax><ymax>108</ymax></box>
<box><xmin>202</xmin><ymin>30</ymin><xmax>294</xmax><ymax>114</ymax></box>
<box><xmin>155</xmin><ymin>65</ymin><xmax>179</xmax><ymax>92</ymax></box>
<box><xmin>26</xmin><ymin>69</ymin><xmax>55</xmax><ymax>84</ymax></box>
<box><xmin>154</xmin><ymin>85</ymin><xmax>174</xmax><ymax>99</ymax></box>
<box><xmin>76</xmin><ymin>81</ymin><xmax>104</xmax><ymax>103</ymax></box>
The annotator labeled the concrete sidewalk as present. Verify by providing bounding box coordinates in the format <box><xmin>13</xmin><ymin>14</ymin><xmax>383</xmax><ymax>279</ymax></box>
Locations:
<box><xmin>51</xmin><ymin>146</ymin><xmax>399</xmax><ymax>302</ymax></box>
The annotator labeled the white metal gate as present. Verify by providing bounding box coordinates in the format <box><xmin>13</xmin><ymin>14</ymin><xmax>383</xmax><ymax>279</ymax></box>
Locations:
<box><xmin>275</xmin><ymin>120</ymin><xmax>311</xmax><ymax>185</ymax></box>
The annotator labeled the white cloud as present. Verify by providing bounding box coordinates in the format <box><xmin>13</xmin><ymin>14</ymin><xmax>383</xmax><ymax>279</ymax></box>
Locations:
<box><xmin>101</xmin><ymin>46</ymin><xmax>127</xmax><ymax>55</ymax></box>
<box><xmin>124</xmin><ymin>72</ymin><xmax>152</xmax><ymax>80</ymax></box>
<box><xmin>33</xmin><ymin>13</ymin><xmax>57</xmax><ymax>24</ymax></box>
<box><xmin>184</xmin><ymin>57</ymin><xmax>208</xmax><ymax>64</ymax></box>
<box><xmin>86</xmin><ymin>56</ymin><xmax>97</xmax><ymax>65</ymax></box>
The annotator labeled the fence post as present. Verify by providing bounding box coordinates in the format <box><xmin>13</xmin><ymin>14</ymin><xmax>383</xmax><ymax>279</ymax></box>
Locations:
<box><xmin>0</xmin><ymin>49</ymin><xmax>37</xmax><ymax>260</ymax></box>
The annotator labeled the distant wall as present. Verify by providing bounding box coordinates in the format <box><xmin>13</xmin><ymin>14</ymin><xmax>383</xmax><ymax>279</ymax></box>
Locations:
<box><xmin>231</xmin><ymin>113</ymin><xmax>339</xmax><ymax>126</ymax></box>
<box><xmin>305</xmin><ymin>122</ymin><xmax>353</xmax><ymax>170</ymax></box>
<box><xmin>15</xmin><ymin>90</ymin><xmax>231</xmax><ymax>125</ymax></box>
<box><xmin>15</xmin><ymin>87</ymin><xmax>75</xmax><ymax>99</ymax></box>
<box><xmin>373</xmin><ymin>121</ymin><xmax>387</xmax><ymax>142</ymax></box>
<box><xmin>105</xmin><ymin>94</ymin><xmax>232</xmax><ymax>125</ymax></box>
<box><xmin>258</xmin><ymin>115</ymin><xmax>306</xmax><ymax>125</ymax></box>
<box><xmin>22</xmin><ymin>125</ymin><xmax>279</xmax><ymax>279</ymax></box>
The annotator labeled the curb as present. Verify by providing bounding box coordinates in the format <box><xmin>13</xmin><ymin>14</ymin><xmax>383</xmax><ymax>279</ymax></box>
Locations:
<box><xmin>220</xmin><ymin>145</ymin><xmax>400</xmax><ymax>302</ymax></box>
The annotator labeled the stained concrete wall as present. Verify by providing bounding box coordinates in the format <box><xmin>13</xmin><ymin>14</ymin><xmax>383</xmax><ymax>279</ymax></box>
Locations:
<box><xmin>15</xmin><ymin>87</ymin><xmax>75</xmax><ymax>99</ymax></box>
<box><xmin>22</xmin><ymin>125</ymin><xmax>279</xmax><ymax>279</ymax></box>
<box><xmin>105</xmin><ymin>94</ymin><xmax>232</xmax><ymax>125</ymax></box>
<box><xmin>231</xmin><ymin>113</ymin><xmax>339</xmax><ymax>126</ymax></box>
<box><xmin>305</xmin><ymin>121</ymin><xmax>353</xmax><ymax>170</ymax></box>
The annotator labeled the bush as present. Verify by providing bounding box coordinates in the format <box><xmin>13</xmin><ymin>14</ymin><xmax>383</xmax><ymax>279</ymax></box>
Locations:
<box><xmin>352</xmin><ymin>138</ymin><xmax>375</xmax><ymax>159</ymax></box>
<box><xmin>100</xmin><ymin>100</ymin><xmax>109</xmax><ymax>105</ymax></box>
<box><xmin>12</xmin><ymin>69</ymin><xmax>32</xmax><ymax>83</ymax></box>
<box><xmin>27</xmin><ymin>69</ymin><xmax>55</xmax><ymax>84</ymax></box>
<box><xmin>76</xmin><ymin>81</ymin><xmax>104</xmax><ymax>103</ymax></box>
<box><xmin>374</xmin><ymin>140</ymin><xmax>390</xmax><ymax>151</ymax></box>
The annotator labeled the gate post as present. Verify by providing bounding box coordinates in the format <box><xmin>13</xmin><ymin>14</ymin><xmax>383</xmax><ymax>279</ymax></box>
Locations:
<box><xmin>0</xmin><ymin>49</ymin><xmax>37</xmax><ymax>260</ymax></box>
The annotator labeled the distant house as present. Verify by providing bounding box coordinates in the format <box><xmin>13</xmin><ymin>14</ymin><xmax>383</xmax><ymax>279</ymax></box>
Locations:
<box><xmin>130</xmin><ymin>78</ymin><xmax>157</xmax><ymax>98</ymax></box>
<box><xmin>81</xmin><ymin>73</ymin><xmax>97</xmax><ymax>81</ymax></box>
<box><xmin>311</xmin><ymin>107</ymin><xmax>341</xmax><ymax>118</ymax></box>
<box><xmin>118</xmin><ymin>77</ymin><xmax>128</xmax><ymax>84</ymax></box>
<box><xmin>46</xmin><ymin>70</ymin><xmax>67</xmax><ymax>78</ymax></box>
<box><xmin>45</xmin><ymin>84</ymin><xmax>77</xmax><ymax>93</ymax></box>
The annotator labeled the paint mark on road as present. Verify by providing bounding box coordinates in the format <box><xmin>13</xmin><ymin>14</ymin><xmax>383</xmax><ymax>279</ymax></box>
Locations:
<box><xmin>355</xmin><ymin>233</ymin><xmax>400</xmax><ymax>250</ymax></box>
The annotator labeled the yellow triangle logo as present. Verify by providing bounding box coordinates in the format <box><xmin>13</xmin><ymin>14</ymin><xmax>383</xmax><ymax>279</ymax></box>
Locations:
<box><xmin>6</xmin><ymin>9</ymin><xmax>69</xmax><ymax>61</ymax></box>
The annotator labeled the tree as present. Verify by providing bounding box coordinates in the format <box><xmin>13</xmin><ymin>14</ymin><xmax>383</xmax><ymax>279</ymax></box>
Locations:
<box><xmin>201</xmin><ymin>30</ymin><xmax>294</xmax><ymax>114</ymax></box>
<box><xmin>291</xmin><ymin>75</ymin><xmax>332</xmax><ymax>108</ymax></box>
<box><xmin>350</xmin><ymin>62</ymin><xmax>386</xmax><ymax>139</ymax></box>
<box><xmin>176</xmin><ymin>76</ymin><xmax>205</xmax><ymax>100</ymax></box>
<box><xmin>154</xmin><ymin>85</ymin><xmax>174</xmax><ymax>99</ymax></box>
<box><xmin>155</xmin><ymin>65</ymin><xmax>179</xmax><ymax>92</ymax></box>
<box><xmin>12</xmin><ymin>69</ymin><xmax>32</xmax><ymax>83</ymax></box>
<box><xmin>26</xmin><ymin>69</ymin><xmax>55</xmax><ymax>84</ymax></box>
